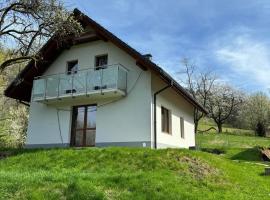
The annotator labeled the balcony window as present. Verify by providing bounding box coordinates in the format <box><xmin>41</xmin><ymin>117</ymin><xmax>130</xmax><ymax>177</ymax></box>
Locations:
<box><xmin>67</xmin><ymin>60</ymin><xmax>78</xmax><ymax>75</ymax></box>
<box><xmin>95</xmin><ymin>55</ymin><xmax>108</xmax><ymax>70</ymax></box>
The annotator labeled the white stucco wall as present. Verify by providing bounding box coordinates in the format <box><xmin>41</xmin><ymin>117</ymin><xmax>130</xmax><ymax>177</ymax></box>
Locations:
<box><xmin>151</xmin><ymin>75</ymin><xmax>195</xmax><ymax>148</ymax></box>
<box><xmin>26</xmin><ymin>40</ymin><xmax>152</xmax><ymax>147</ymax></box>
<box><xmin>26</xmin><ymin>39</ymin><xmax>195</xmax><ymax>149</ymax></box>
<box><xmin>26</xmin><ymin>102</ymin><xmax>71</xmax><ymax>146</ymax></box>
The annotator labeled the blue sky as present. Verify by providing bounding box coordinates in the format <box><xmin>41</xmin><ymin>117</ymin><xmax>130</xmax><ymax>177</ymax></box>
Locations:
<box><xmin>65</xmin><ymin>0</ymin><xmax>270</xmax><ymax>94</ymax></box>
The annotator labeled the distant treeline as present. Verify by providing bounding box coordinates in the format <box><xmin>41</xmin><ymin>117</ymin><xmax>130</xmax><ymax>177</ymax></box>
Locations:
<box><xmin>180</xmin><ymin>58</ymin><xmax>270</xmax><ymax>137</ymax></box>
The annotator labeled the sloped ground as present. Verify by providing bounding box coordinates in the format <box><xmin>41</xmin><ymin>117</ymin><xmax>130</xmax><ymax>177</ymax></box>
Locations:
<box><xmin>0</xmin><ymin>146</ymin><xmax>270</xmax><ymax>200</ymax></box>
<box><xmin>196</xmin><ymin>132</ymin><xmax>270</xmax><ymax>161</ymax></box>
<box><xmin>198</xmin><ymin>119</ymin><xmax>255</xmax><ymax>136</ymax></box>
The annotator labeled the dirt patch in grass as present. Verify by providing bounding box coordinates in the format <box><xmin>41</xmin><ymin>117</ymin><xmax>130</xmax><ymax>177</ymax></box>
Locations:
<box><xmin>179</xmin><ymin>156</ymin><xmax>219</xmax><ymax>180</ymax></box>
<box><xmin>165</xmin><ymin>150</ymin><xmax>220</xmax><ymax>180</ymax></box>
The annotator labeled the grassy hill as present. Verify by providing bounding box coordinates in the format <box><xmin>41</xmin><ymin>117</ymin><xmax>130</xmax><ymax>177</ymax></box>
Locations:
<box><xmin>0</xmin><ymin>138</ymin><xmax>270</xmax><ymax>200</ymax></box>
<box><xmin>198</xmin><ymin>118</ymin><xmax>255</xmax><ymax>136</ymax></box>
<box><xmin>196</xmin><ymin>133</ymin><xmax>270</xmax><ymax>161</ymax></box>
<box><xmin>197</xmin><ymin>118</ymin><xmax>270</xmax><ymax>162</ymax></box>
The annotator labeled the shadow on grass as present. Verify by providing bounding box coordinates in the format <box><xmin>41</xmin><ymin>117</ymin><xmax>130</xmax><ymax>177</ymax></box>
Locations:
<box><xmin>200</xmin><ymin>148</ymin><xmax>226</xmax><ymax>155</ymax></box>
<box><xmin>230</xmin><ymin>147</ymin><xmax>261</xmax><ymax>161</ymax></box>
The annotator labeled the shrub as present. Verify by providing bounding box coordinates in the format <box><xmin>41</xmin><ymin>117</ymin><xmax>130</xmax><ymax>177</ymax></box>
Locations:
<box><xmin>255</xmin><ymin>122</ymin><xmax>266</xmax><ymax>137</ymax></box>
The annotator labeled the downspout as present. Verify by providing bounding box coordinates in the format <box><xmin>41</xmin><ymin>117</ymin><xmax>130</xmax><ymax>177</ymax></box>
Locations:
<box><xmin>153</xmin><ymin>80</ymin><xmax>173</xmax><ymax>149</ymax></box>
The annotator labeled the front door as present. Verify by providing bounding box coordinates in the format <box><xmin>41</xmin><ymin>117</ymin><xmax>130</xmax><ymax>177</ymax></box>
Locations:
<box><xmin>71</xmin><ymin>105</ymin><xmax>96</xmax><ymax>147</ymax></box>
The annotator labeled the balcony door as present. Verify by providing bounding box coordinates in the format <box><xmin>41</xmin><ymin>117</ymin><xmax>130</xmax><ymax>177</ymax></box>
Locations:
<box><xmin>71</xmin><ymin>105</ymin><xmax>96</xmax><ymax>147</ymax></box>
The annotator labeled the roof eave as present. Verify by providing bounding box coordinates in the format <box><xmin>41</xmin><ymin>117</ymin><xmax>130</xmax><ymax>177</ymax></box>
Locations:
<box><xmin>4</xmin><ymin>8</ymin><xmax>209</xmax><ymax>114</ymax></box>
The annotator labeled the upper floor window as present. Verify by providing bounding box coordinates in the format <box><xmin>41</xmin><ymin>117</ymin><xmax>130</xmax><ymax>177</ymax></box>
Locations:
<box><xmin>67</xmin><ymin>60</ymin><xmax>78</xmax><ymax>74</ymax></box>
<box><xmin>180</xmin><ymin>117</ymin><xmax>185</xmax><ymax>139</ymax></box>
<box><xmin>95</xmin><ymin>54</ymin><xmax>108</xmax><ymax>70</ymax></box>
<box><xmin>161</xmin><ymin>106</ymin><xmax>171</xmax><ymax>134</ymax></box>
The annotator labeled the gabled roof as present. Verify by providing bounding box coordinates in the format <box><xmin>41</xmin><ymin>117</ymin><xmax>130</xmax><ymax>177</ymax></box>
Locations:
<box><xmin>4</xmin><ymin>8</ymin><xmax>207</xmax><ymax>114</ymax></box>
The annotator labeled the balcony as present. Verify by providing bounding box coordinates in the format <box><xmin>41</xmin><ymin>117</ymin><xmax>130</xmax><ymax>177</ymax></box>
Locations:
<box><xmin>32</xmin><ymin>64</ymin><xmax>128</xmax><ymax>103</ymax></box>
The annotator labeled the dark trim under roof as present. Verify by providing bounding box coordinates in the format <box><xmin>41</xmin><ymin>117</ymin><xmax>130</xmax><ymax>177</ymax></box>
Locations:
<box><xmin>4</xmin><ymin>8</ymin><xmax>207</xmax><ymax>114</ymax></box>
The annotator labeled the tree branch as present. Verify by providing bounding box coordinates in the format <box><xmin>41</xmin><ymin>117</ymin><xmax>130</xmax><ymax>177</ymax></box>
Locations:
<box><xmin>0</xmin><ymin>56</ymin><xmax>33</xmax><ymax>71</ymax></box>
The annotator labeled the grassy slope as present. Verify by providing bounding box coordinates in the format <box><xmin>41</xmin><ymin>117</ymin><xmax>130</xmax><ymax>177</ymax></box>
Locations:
<box><xmin>198</xmin><ymin>118</ymin><xmax>255</xmax><ymax>136</ymax></box>
<box><xmin>197</xmin><ymin>118</ymin><xmax>270</xmax><ymax>161</ymax></box>
<box><xmin>0</xmin><ymin>145</ymin><xmax>270</xmax><ymax>200</ymax></box>
<box><xmin>196</xmin><ymin>133</ymin><xmax>270</xmax><ymax>161</ymax></box>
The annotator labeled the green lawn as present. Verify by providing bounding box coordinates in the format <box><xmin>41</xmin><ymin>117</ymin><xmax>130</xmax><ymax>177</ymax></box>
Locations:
<box><xmin>0</xmin><ymin>145</ymin><xmax>270</xmax><ymax>200</ymax></box>
<box><xmin>196</xmin><ymin>132</ymin><xmax>270</xmax><ymax>162</ymax></box>
<box><xmin>198</xmin><ymin>118</ymin><xmax>255</xmax><ymax>136</ymax></box>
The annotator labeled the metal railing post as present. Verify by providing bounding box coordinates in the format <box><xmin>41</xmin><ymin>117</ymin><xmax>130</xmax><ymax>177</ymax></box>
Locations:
<box><xmin>44</xmin><ymin>78</ymin><xmax>47</xmax><ymax>100</ymax></box>
<box><xmin>100</xmin><ymin>68</ymin><xmax>103</xmax><ymax>95</ymax></box>
<box><xmin>71</xmin><ymin>73</ymin><xmax>74</xmax><ymax>98</ymax></box>
<box><xmin>125</xmin><ymin>68</ymin><xmax>128</xmax><ymax>94</ymax></box>
<box><xmin>116</xmin><ymin>65</ymin><xmax>119</xmax><ymax>90</ymax></box>
<box><xmin>57</xmin><ymin>74</ymin><xmax>60</xmax><ymax>99</ymax></box>
<box><xmin>85</xmin><ymin>71</ymin><xmax>88</xmax><ymax>96</ymax></box>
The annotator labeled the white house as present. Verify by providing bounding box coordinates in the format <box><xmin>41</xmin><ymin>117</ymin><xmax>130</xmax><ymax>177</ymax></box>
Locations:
<box><xmin>5</xmin><ymin>9</ymin><xmax>206</xmax><ymax>149</ymax></box>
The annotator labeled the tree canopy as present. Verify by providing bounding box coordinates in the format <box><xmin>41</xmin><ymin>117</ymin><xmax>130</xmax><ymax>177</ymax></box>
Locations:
<box><xmin>0</xmin><ymin>0</ymin><xmax>82</xmax><ymax>71</ymax></box>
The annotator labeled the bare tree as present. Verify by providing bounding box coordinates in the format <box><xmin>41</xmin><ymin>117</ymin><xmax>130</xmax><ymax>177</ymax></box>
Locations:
<box><xmin>0</xmin><ymin>0</ymin><xmax>82</xmax><ymax>71</ymax></box>
<box><xmin>179</xmin><ymin>58</ymin><xmax>216</xmax><ymax>133</ymax></box>
<box><xmin>207</xmin><ymin>84</ymin><xmax>243</xmax><ymax>133</ymax></box>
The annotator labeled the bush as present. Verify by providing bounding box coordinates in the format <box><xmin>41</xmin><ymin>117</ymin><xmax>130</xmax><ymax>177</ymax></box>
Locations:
<box><xmin>255</xmin><ymin>122</ymin><xmax>266</xmax><ymax>137</ymax></box>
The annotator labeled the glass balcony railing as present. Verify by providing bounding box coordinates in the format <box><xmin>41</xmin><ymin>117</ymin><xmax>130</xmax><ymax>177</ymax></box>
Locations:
<box><xmin>32</xmin><ymin>64</ymin><xmax>128</xmax><ymax>102</ymax></box>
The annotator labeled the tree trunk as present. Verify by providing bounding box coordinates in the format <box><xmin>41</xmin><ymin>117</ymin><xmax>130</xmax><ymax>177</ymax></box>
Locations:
<box><xmin>217</xmin><ymin>123</ymin><xmax>222</xmax><ymax>133</ymax></box>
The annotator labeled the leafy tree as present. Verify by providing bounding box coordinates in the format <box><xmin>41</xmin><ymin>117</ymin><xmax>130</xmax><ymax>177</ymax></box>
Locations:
<box><xmin>241</xmin><ymin>92</ymin><xmax>270</xmax><ymax>137</ymax></box>
<box><xmin>207</xmin><ymin>84</ymin><xmax>243</xmax><ymax>133</ymax></box>
<box><xmin>0</xmin><ymin>0</ymin><xmax>82</xmax><ymax>71</ymax></box>
<box><xmin>0</xmin><ymin>49</ymin><xmax>28</xmax><ymax>147</ymax></box>
<box><xmin>0</xmin><ymin>0</ymin><xmax>83</xmax><ymax>147</ymax></box>
<box><xmin>224</xmin><ymin>94</ymin><xmax>248</xmax><ymax>129</ymax></box>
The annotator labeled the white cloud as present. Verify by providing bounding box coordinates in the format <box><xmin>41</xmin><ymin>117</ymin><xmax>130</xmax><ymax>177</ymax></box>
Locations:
<box><xmin>213</xmin><ymin>33</ymin><xmax>270</xmax><ymax>92</ymax></box>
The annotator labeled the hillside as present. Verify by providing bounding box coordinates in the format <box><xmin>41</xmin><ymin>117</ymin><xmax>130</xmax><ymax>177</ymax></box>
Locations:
<box><xmin>0</xmin><ymin>142</ymin><xmax>270</xmax><ymax>200</ymax></box>
<box><xmin>197</xmin><ymin>133</ymin><xmax>270</xmax><ymax>161</ymax></box>
<box><xmin>197</xmin><ymin>118</ymin><xmax>270</xmax><ymax>161</ymax></box>
<box><xmin>198</xmin><ymin>118</ymin><xmax>255</xmax><ymax>136</ymax></box>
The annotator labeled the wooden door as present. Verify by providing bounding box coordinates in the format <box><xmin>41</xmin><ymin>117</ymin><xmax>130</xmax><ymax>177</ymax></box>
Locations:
<box><xmin>71</xmin><ymin>105</ymin><xmax>96</xmax><ymax>147</ymax></box>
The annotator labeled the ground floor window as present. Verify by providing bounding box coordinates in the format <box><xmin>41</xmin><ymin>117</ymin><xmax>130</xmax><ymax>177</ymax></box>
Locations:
<box><xmin>161</xmin><ymin>106</ymin><xmax>171</xmax><ymax>134</ymax></box>
<box><xmin>180</xmin><ymin>117</ymin><xmax>185</xmax><ymax>138</ymax></box>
